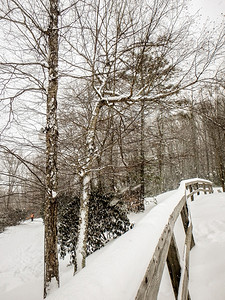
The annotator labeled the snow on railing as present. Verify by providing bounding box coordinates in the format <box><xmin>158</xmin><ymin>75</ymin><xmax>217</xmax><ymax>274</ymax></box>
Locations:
<box><xmin>135</xmin><ymin>178</ymin><xmax>213</xmax><ymax>300</ymax></box>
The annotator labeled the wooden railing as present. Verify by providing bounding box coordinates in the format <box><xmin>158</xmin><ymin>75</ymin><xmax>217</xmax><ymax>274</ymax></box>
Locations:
<box><xmin>135</xmin><ymin>178</ymin><xmax>213</xmax><ymax>300</ymax></box>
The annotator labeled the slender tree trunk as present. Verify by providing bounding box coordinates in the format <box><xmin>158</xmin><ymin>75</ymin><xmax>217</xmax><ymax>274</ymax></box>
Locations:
<box><xmin>96</xmin><ymin>156</ymin><xmax>103</xmax><ymax>191</ymax></box>
<box><xmin>75</xmin><ymin>100</ymin><xmax>103</xmax><ymax>273</ymax></box>
<box><xmin>157</xmin><ymin>114</ymin><xmax>164</xmax><ymax>191</ymax></box>
<box><xmin>44</xmin><ymin>0</ymin><xmax>59</xmax><ymax>297</ymax></box>
<box><xmin>75</xmin><ymin>171</ymin><xmax>91</xmax><ymax>273</ymax></box>
<box><xmin>219</xmin><ymin>161</ymin><xmax>225</xmax><ymax>192</ymax></box>
<box><xmin>190</xmin><ymin>107</ymin><xmax>199</xmax><ymax>177</ymax></box>
<box><xmin>6</xmin><ymin>177</ymin><xmax>12</xmax><ymax>209</ymax></box>
<box><xmin>139</xmin><ymin>100</ymin><xmax>145</xmax><ymax>211</ymax></box>
<box><xmin>204</xmin><ymin>129</ymin><xmax>210</xmax><ymax>178</ymax></box>
<box><xmin>109</xmin><ymin>110</ymin><xmax>115</xmax><ymax>193</ymax></box>
<box><xmin>214</xmin><ymin>130</ymin><xmax>225</xmax><ymax>192</ymax></box>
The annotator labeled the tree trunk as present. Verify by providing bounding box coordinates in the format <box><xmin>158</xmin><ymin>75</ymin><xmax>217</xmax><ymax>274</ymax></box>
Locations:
<box><xmin>214</xmin><ymin>131</ymin><xmax>225</xmax><ymax>192</ymax></box>
<box><xmin>109</xmin><ymin>110</ymin><xmax>115</xmax><ymax>193</ymax></box>
<box><xmin>75</xmin><ymin>172</ymin><xmax>91</xmax><ymax>273</ymax></box>
<box><xmin>75</xmin><ymin>100</ymin><xmax>104</xmax><ymax>273</ymax></box>
<box><xmin>139</xmin><ymin>100</ymin><xmax>145</xmax><ymax>211</ymax></box>
<box><xmin>44</xmin><ymin>0</ymin><xmax>59</xmax><ymax>297</ymax></box>
<box><xmin>190</xmin><ymin>107</ymin><xmax>199</xmax><ymax>177</ymax></box>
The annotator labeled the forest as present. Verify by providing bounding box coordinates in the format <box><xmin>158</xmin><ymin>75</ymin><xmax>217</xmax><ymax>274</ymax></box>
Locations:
<box><xmin>0</xmin><ymin>0</ymin><xmax>224</xmax><ymax>297</ymax></box>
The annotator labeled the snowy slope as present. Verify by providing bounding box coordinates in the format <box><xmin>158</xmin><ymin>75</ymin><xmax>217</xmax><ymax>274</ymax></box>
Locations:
<box><xmin>0</xmin><ymin>219</ymin><xmax>44</xmax><ymax>300</ymax></box>
<box><xmin>0</xmin><ymin>189</ymin><xmax>224</xmax><ymax>300</ymax></box>
<box><xmin>189</xmin><ymin>192</ymin><xmax>225</xmax><ymax>300</ymax></box>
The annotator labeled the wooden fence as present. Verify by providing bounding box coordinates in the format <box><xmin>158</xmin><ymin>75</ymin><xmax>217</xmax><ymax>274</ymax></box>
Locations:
<box><xmin>135</xmin><ymin>179</ymin><xmax>213</xmax><ymax>300</ymax></box>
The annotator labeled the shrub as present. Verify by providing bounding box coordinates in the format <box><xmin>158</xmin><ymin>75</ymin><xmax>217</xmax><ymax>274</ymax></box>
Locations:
<box><xmin>0</xmin><ymin>208</ymin><xmax>28</xmax><ymax>232</ymax></box>
<box><xmin>58</xmin><ymin>191</ymin><xmax>130</xmax><ymax>264</ymax></box>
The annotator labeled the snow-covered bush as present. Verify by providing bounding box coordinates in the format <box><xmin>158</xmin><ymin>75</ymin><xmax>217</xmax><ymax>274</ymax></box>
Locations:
<box><xmin>0</xmin><ymin>208</ymin><xmax>28</xmax><ymax>232</ymax></box>
<box><xmin>58</xmin><ymin>191</ymin><xmax>130</xmax><ymax>264</ymax></box>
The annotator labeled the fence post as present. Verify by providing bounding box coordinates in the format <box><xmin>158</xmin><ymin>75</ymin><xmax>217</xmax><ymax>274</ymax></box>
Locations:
<box><xmin>189</xmin><ymin>185</ymin><xmax>194</xmax><ymax>201</ymax></box>
<box><xmin>197</xmin><ymin>183</ymin><xmax>200</xmax><ymax>195</ymax></box>
<box><xmin>178</xmin><ymin>223</ymin><xmax>193</xmax><ymax>300</ymax></box>
<box><xmin>203</xmin><ymin>183</ymin><xmax>206</xmax><ymax>194</ymax></box>
<box><xmin>181</xmin><ymin>202</ymin><xmax>195</xmax><ymax>249</ymax></box>
<box><xmin>167</xmin><ymin>233</ymin><xmax>181</xmax><ymax>298</ymax></box>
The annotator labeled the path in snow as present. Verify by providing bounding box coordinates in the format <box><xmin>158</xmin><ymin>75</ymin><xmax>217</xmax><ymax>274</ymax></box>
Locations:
<box><xmin>0</xmin><ymin>218</ymin><xmax>44</xmax><ymax>300</ymax></box>
<box><xmin>189</xmin><ymin>192</ymin><xmax>225</xmax><ymax>300</ymax></box>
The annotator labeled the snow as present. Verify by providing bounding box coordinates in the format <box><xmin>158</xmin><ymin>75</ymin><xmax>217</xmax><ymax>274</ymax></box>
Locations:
<box><xmin>0</xmin><ymin>187</ymin><xmax>224</xmax><ymax>300</ymax></box>
<box><xmin>189</xmin><ymin>192</ymin><xmax>225</xmax><ymax>300</ymax></box>
<box><xmin>52</xmin><ymin>190</ymin><xmax>57</xmax><ymax>198</ymax></box>
<box><xmin>0</xmin><ymin>219</ymin><xmax>44</xmax><ymax>300</ymax></box>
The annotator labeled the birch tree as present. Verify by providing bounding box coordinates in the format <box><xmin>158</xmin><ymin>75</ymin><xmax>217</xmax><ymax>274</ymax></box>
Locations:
<box><xmin>67</xmin><ymin>0</ymin><xmax>225</xmax><ymax>272</ymax></box>
<box><xmin>43</xmin><ymin>0</ymin><xmax>60</xmax><ymax>296</ymax></box>
<box><xmin>0</xmin><ymin>0</ymin><xmax>61</xmax><ymax>296</ymax></box>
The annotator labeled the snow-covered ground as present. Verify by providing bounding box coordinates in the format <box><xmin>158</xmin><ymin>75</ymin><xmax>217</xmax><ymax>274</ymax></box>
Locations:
<box><xmin>0</xmin><ymin>188</ymin><xmax>224</xmax><ymax>300</ymax></box>
<box><xmin>0</xmin><ymin>218</ymin><xmax>44</xmax><ymax>299</ymax></box>
<box><xmin>189</xmin><ymin>190</ymin><xmax>225</xmax><ymax>300</ymax></box>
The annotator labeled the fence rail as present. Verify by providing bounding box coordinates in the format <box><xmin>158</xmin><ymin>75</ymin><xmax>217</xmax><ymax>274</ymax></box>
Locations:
<box><xmin>135</xmin><ymin>178</ymin><xmax>213</xmax><ymax>300</ymax></box>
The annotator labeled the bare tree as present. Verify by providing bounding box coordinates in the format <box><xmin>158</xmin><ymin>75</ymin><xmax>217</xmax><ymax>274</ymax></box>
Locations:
<box><xmin>0</xmin><ymin>0</ymin><xmax>61</xmax><ymax>296</ymax></box>
<box><xmin>43</xmin><ymin>0</ymin><xmax>60</xmax><ymax>296</ymax></box>
<box><xmin>67</xmin><ymin>0</ymin><xmax>225</xmax><ymax>271</ymax></box>
<box><xmin>199</xmin><ymin>86</ymin><xmax>225</xmax><ymax>191</ymax></box>
<box><xmin>0</xmin><ymin>151</ymin><xmax>21</xmax><ymax>209</ymax></box>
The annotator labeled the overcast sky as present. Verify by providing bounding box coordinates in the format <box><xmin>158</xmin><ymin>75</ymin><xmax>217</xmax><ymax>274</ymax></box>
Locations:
<box><xmin>190</xmin><ymin>0</ymin><xmax>225</xmax><ymax>24</ymax></box>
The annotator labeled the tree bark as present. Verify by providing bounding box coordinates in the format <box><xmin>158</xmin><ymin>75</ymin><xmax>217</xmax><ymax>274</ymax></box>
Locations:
<box><xmin>139</xmin><ymin>100</ymin><xmax>145</xmax><ymax>211</ymax></box>
<box><xmin>75</xmin><ymin>172</ymin><xmax>91</xmax><ymax>273</ymax></box>
<box><xmin>44</xmin><ymin>0</ymin><xmax>59</xmax><ymax>297</ymax></box>
<box><xmin>75</xmin><ymin>100</ymin><xmax>104</xmax><ymax>273</ymax></box>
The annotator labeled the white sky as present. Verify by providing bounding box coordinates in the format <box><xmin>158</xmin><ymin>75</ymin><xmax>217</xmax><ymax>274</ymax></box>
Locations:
<box><xmin>190</xmin><ymin>0</ymin><xmax>225</xmax><ymax>24</ymax></box>
<box><xmin>0</xmin><ymin>0</ymin><xmax>224</xmax><ymax>148</ymax></box>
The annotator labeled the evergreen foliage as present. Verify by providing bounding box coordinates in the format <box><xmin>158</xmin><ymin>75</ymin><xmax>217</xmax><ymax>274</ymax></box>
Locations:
<box><xmin>58</xmin><ymin>191</ymin><xmax>130</xmax><ymax>264</ymax></box>
<box><xmin>0</xmin><ymin>208</ymin><xmax>28</xmax><ymax>233</ymax></box>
